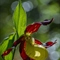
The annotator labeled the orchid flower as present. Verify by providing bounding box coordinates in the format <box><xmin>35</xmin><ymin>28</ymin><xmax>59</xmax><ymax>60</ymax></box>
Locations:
<box><xmin>2</xmin><ymin>18</ymin><xmax>57</xmax><ymax>60</ymax></box>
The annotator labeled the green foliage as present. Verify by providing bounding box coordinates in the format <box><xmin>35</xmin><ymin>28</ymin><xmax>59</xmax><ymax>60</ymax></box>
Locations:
<box><xmin>58</xmin><ymin>58</ymin><xmax>60</xmax><ymax>60</ymax></box>
<box><xmin>13</xmin><ymin>1</ymin><xmax>27</xmax><ymax>37</ymax></box>
<box><xmin>0</xmin><ymin>33</ymin><xmax>15</xmax><ymax>60</ymax></box>
<box><xmin>0</xmin><ymin>0</ymin><xmax>27</xmax><ymax>60</ymax></box>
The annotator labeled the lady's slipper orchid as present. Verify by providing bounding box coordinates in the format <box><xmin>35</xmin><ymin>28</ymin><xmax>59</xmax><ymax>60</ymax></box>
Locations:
<box><xmin>2</xmin><ymin>18</ymin><xmax>57</xmax><ymax>60</ymax></box>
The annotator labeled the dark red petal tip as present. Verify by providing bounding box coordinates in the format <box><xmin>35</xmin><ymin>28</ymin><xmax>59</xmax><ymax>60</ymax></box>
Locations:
<box><xmin>2</xmin><ymin>48</ymin><xmax>12</xmax><ymax>57</ymax></box>
<box><xmin>41</xmin><ymin>18</ymin><xmax>54</xmax><ymax>25</ymax></box>
<box><xmin>46</xmin><ymin>40</ymin><xmax>57</xmax><ymax>46</ymax></box>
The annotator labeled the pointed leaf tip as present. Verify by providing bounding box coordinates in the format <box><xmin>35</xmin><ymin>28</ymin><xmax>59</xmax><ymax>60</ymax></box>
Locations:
<box><xmin>13</xmin><ymin>1</ymin><xmax>27</xmax><ymax>36</ymax></box>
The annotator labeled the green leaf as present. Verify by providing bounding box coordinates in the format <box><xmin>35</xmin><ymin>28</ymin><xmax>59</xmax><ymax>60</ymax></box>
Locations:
<box><xmin>13</xmin><ymin>0</ymin><xmax>27</xmax><ymax>37</ymax></box>
<box><xmin>0</xmin><ymin>0</ymin><xmax>27</xmax><ymax>60</ymax></box>
<box><xmin>0</xmin><ymin>33</ymin><xmax>15</xmax><ymax>60</ymax></box>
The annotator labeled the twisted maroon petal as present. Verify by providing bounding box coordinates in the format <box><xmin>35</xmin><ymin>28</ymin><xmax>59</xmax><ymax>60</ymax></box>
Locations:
<box><xmin>25</xmin><ymin>18</ymin><xmax>53</xmax><ymax>35</ymax></box>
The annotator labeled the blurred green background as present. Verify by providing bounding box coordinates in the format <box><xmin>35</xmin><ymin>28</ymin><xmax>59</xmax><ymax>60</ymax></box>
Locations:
<box><xmin>0</xmin><ymin>0</ymin><xmax>60</xmax><ymax>60</ymax></box>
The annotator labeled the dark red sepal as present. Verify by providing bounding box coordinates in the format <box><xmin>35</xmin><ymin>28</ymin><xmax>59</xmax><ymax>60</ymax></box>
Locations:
<box><xmin>25</xmin><ymin>23</ymin><xmax>41</xmax><ymax>34</ymax></box>
<box><xmin>2</xmin><ymin>48</ymin><xmax>12</xmax><ymax>57</ymax></box>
